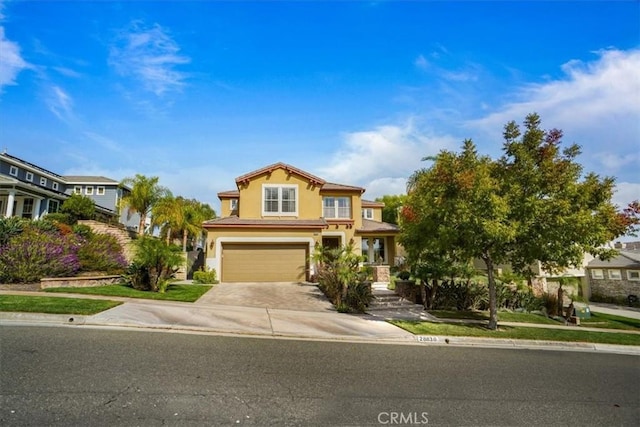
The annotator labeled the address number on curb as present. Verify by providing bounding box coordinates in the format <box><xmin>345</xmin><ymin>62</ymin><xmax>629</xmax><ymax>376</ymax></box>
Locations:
<box><xmin>417</xmin><ymin>336</ymin><xmax>439</xmax><ymax>343</ymax></box>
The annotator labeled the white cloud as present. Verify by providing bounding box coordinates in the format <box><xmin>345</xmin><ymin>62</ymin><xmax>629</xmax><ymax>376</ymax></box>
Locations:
<box><xmin>414</xmin><ymin>54</ymin><xmax>429</xmax><ymax>70</ymax></box>
<box><xmin>83</xmin><ymin>131</ymin><xmax>124</xmax><ymax>153</ymax></box>
<box><xmin>46</xmin><ymin>85</ymin><xmax>74</xmax><ymax>122</ymax></box>
<box><xmin>0</xmin><ymin>26</ymin><xmax>30</xmax><ymax>93</ymax></box>
<box><xmin>468</xmin><ymin>48</ymin><xmax>640</xmax><ymax>174</ymax></box>
<box><xmin>318</xmin><ymin>119</ymin><xmax>457</xmax><ymax>196</ymax></box>
<box><xmin>613</xmin><ymin>182</ymin><xmax>640</xmax><ymax>209</ymax></box>
<box><xmin>109</xmin><ymin>21</ymin><xmax>190</xmax><ymax>96</ymax></box>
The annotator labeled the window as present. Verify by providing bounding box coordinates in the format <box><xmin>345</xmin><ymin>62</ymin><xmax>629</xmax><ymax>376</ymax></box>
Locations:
<box><xmin>591</xmin><ymin>269</ymin><xmax>604</xmax><ymax>279</ymax></box>
<box><xmin>9</xmin><ymin>166</ymin><xmax>18</xmax><ymax>177</ymax></box>
<box><xmin>74</xmin><ymin>186</ymin><xmax>82</xmax><ymax>194</ymax></box>
<box><xmin>21</xmin><ymin>198</ymin><xmax>34</xmax><ymax>219</ymax></box>
<box><xmin>362</xmin><ymin>208</ymin><xmax>373</xmax><ymax>219</ymax></box>
<box><xmin>26</xmin><ymin>172</ymin><xmax>34</xmax><ymax>182</ymax></box>
<box><xmin>48</xmin><ymin>199</ymin><xmax>60</xmax><ymax>214</ymax></box>
<box><xmin>85</xmin><ymin>186</ymin><xmax>94</xmax><ymax>195</ymax></box>
<box><xmin>40</xmin><ymin>177</ymin><xmax>47</xmax><ymax>186</ymax></box>
<box><xmin>52</xmin><ymin>182</ymin><xmax>59</xmax><ymax>191</ymax></box>
<box><xmin>263</xmin><ymin>185</ymin><xmax>297</xmax><ymax>215</ymax></box>
<box><xmin>323</xmin><ymin>197</ymin><xmax>351</xmax><ymax>219</ymax></box>
<box><xmin>608</xmin><ymin>269</ymin><xmax>622</xmax><ymax>280</ymax></box>
<box><xmin>230</xmin><ymin>199</ymin><xmax>238</xmax><ymax>211</ymax></box>
<box><xmin>627</xmin><ymin>270</ymin><xmax>640</xmax><ymax>281</ymax></box>
<box><xmin>97</xmin><ymin>186</ymin><xmax>105</xmax><ymax>195</ymax></box>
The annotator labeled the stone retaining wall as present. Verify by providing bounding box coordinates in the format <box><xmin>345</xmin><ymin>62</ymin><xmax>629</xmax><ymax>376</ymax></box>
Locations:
<box><xmin>40</xmin><ymin>275</ymin><xmax>121</xmax><ymax>289</ymax></box>
<box><xmin>590</xmin><ymin>278</ymin><xmax>640</xmax><ymax>299</ymax></box>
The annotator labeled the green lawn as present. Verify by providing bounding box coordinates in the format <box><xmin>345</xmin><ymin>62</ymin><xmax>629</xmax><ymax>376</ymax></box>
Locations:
<box><xmin>428</xmin><ymin>310</ymin><xmax>562</xmax><ymax>325</ymax></box>
<box><xmin>0</xmin><ymin>295</ymin><xmax>121</xmax><ymax>315</ymax></box>
<box><xmin>44</xmin><ymin>284</ymin><xmax>212</xmax><ymax>302</ymax></box>
<box><xmin>581</xmin><ymin>312</ymin><xmax>640</xmax><ymax>331</ymax></box>
<box><xmin>391</xmin><ymin>320</ymin><xmax>640</xmax><ymax>346</ymax></box>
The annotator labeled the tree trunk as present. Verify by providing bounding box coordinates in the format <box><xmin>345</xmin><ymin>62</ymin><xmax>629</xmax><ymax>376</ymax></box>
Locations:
<box><xmin>182</xmin><ymin>230</ymin><xmax>188</xmax><ymax>252</ymax></box>
<box><xmin>483</xmin><ymin>255</ymin><xmax>498</xmax><ymax>330</ymax></box>
<box><xmin>166</xmin><ymin>227</ymin><xmax>172</xmax><ymax>245</ymax></box>
<box><xmin>138</xmin><ymin>214</ymin><xmax>146</xmax><ymax>236</ymax></box>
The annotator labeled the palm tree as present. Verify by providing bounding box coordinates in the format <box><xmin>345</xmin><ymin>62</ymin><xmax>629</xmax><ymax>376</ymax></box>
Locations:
<box><xmin>175</xmin><ymin>198</ymin><xmax>216</xmax><ymax>251</ymax></box>
<box><xmin>151</xmin><ymin>195</ymin><xmax>183</xmax><ymax>244</ymax></box>
<box><xmin>120</xmin><ymin>175</ymin><xmax>170</xmax><ymax>236</ymax></box>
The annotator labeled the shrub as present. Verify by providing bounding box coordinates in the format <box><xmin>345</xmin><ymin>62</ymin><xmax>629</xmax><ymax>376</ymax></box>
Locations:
<box><xmin>0</xmin><ymin>228</ymin><xmax>80</xmax><ymax>283</ymax></box>
<box><xmin>0</xmin><ymin>217</ymin><xmax>25</xmax><ymax>245</ymax></box>
<box><xmin>124</xmin><ymin>237</ymin><xmax>184</xmax><ymax>292</ymax></box>
<box><xmin>77</xmin><ymin>233</ymin><xmax>127</xmax><ymax>274</ymax></box>
<box><xmin>397</xmin><ymin>271</ymin><xmax>411</xmax><ymax>280</ymax></box>
<box><xmin>72</xmin><ymin>224</ymin><xmax>94</xmax><ymax>238</ymax></box>
<box><xmin>44</xmin><ymin>212</ymin><xmax>73</xmax><ymax>225</ymax></box>
<box><xmin>60</xmin><ymin>193</ymin><xmax>95</xmax><ymax>222</ymax></box>
<box><xmin>313</xmin><ymin>244</ymin><xmax>373</xmax><ymax>313</ymax></box>
<box><xmin>193</xmin><ymin>268</ymin><xmax>218</xmax><ymax>284</ymax></box>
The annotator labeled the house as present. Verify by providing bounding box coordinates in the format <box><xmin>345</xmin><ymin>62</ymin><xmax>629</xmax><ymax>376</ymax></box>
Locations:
<box><xmin>0</xmin><ymin>151</ymin><xmax>140</xmax><ymax>230</ymax></box>
<box><xmin>203</xmin><ymin>162</ymin><xmax>399</xmax><ymax>282</ymax></box>
<box><xmin>586</xmin><ymin>247</ymin><xmax>640</xmax><ymax>301</ymax></box>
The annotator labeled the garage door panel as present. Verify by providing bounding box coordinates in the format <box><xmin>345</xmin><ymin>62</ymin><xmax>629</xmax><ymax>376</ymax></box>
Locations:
<box><xmin>222</xmin><ymin>244</ymin><xmax>308</xmax><ymax>282</ymax></box>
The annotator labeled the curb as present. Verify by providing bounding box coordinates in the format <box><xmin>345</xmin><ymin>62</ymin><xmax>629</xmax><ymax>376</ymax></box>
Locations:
<box><xmin>413</xmin><ymin>334</ymin><xmax>640</xmax><ymax>356</ymax></box>
<box><xmin>2</xmin><ymin>312</ymin><xmax>639</xmax><ymax>355</ymax></box>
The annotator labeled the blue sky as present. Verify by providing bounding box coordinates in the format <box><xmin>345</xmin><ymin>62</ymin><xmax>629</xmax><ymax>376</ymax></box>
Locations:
<box><xmin>1</xmin><ymin>0</ymin><xmax>639</xmax><ymax>217</ymax></box>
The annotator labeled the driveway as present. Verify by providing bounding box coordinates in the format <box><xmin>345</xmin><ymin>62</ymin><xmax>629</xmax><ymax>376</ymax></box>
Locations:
<box><xmin>195</xmin><ymin>282</ymin><xmax>335</xmax><ymax>312</ymax></box>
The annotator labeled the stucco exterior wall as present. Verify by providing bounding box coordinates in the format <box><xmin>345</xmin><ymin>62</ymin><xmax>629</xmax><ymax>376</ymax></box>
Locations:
<box><xmin>238</xmin><ymin>169</ymin><xmax>322</xmax><ymax>218</ymax></box>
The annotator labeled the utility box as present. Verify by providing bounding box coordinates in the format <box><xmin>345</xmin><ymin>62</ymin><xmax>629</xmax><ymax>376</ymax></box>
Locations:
<box><xmin>573</xmin><ymin>303</ymin><xmax>591</xmax><ymax>319</ymax></box>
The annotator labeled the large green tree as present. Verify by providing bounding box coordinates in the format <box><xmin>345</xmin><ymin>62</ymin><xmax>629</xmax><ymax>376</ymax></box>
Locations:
<box><xmin>60</xmin><ymin>193</ymin><xmax>95</xmax><ymax>222</ymax></box>
<box><xmin>120</xmin><ymin>175</ymin><xmax>170</xmax><ymax>236</ymax></box>
<box><xmin>375</xmin><ymin>194</ymin><xmax>407</xmax><ymax>224</ymax></box>
<box><xmin>401</xmin><ymin>113</ymin><xmax>636</xmax><ymax>330</ymax></box>
<box><xmin>151</xmin><ymin>196</ymin><xmax>216</xmax><ymax>251</ymax></box>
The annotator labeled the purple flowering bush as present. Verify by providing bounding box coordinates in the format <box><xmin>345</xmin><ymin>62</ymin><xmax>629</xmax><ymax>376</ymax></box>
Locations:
<box><xmin>77</xmin><ymin>233</ymin><xmax>128</xmax><ymax>274</ymax></box>
<box><xmin>0</xmin><ymin>227</ymin><xmax>81</xmax><ymax>283</ymax></box>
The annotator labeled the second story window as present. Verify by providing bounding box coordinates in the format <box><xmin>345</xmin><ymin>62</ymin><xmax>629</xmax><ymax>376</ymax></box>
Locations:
<box><xmin>73</xmin><ymin>186</ymin><xmax>82</xmax><ymax>195</ymax></box>
<box><xmin>323</xmin><ymin>197</ymin><xmax>351</xmax><ymax>219</ymax></box>
<box><xmin>263</xmin><ymin>185</ymin><xmax>297</xmax><ymax>215</ymax></box>
<box><xmin>85</xmin><ymin>186</ymin><xmax>94</xmax><ymax>195</ymax></box>
<box><xmin>97</xmin><ymin>186</ymin><xmax>105</xmax><ymax>195</ymax></box>
<box><xmin>40</xmin><ymin>177</ymin><xmax>47</xmax><ymax>186</ymax></box>
<box><xmin>9</xmin><ymin>166</ymin><xmax>18</xmax><ymax>177</ymax></box>
<box><xmin>52</xmin><ymin>182</ymin><xmax>59</xmax><ymax>191</ymax></box>
<box><xmin>230</xmin><ymin>199</ymin><xmax>238</xmax><ymax>211</ymax></box>
<box><xmin>26</xmin><ymin>172</ymin><xmax>34</xmax><ymax>182</ymax></box>
<box><xmin>362</xmin><ymin>208</ymin><xmax>373</xmax><ymax>219</ymax></box>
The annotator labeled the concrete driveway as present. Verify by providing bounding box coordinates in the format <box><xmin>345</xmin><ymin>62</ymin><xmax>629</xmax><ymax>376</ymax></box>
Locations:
<box><xmin>195</xmin><ymin>282</ymin><xmax>336</xmax><ymax>312</ymax></box>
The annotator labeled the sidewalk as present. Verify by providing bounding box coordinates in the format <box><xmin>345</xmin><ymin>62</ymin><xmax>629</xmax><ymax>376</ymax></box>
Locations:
<box><xmin>1</xmin><ymin>288</ymin><xmax>639</xmax><ymax>355</ymax></box>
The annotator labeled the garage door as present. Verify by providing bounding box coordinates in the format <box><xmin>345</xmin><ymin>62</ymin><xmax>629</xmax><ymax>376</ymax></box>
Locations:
<box><xmin>222</xmin><ymin>243</ymin><xmax>308</xmax><ymax>282</ymax></box>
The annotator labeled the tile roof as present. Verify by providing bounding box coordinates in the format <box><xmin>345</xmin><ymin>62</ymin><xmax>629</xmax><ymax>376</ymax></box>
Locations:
<box><xmin>203</xmin><ymin>216</ymin><xmax>328</xmax><ymax>229</ymax></box>
<box><xmin>361</xmin><ymin>199</ymin><xmax>385</xmax><ymax>208</ymax></box>
<box><xmin>587</xmin><ymin>250</ymin><xmax>640</xmax><ymax>268</ymax></box>
<box><xmin>217</xmin><ymin>190</ymin><xmax>240</xmax><ymax>198</ymax></box>
<box><xmin>320</xmin><ymin>182</ymin><xmax>365</xmax><ymax>193</ymax></box>
<box><xmin>235</xmin><ymin>162</ymin><xmax>326</xmax><ymax>186</ymax></box>
<box><xmin>356</xmin><ymin>219</ymin><xmax>399</xmax><ymax>233</ymax></box>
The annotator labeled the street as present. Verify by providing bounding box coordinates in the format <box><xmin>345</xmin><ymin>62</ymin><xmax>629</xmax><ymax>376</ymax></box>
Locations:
<box><xmin>1</xmin><ymin>326</ymin><xmax>639</xmax><ymax>426</ymax></box>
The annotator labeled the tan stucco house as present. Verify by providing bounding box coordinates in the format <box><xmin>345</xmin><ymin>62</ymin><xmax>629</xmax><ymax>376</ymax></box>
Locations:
<box><xmin>203</xmin><ymin>163</ymin><xmax>398</xmax><ymax>282</ymax></box>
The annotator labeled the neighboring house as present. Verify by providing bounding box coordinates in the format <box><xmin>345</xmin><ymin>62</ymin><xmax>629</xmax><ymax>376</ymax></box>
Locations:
<box><xmin>203</xmin><ymin>162</ymin><xmax>399</xmax><ymax>282</ymax></box>
<box><xmin>0</xmin><ymin>151</ymin><xmax>140</xmax><ymax>229</ymax></box>
<box><xmin>586</xmin><ymin>247</ymin><xmax>640</xmax><ymax>300</ymax></box>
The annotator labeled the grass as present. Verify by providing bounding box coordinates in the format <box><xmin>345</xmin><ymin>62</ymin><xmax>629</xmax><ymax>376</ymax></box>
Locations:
<box><xmin>0</xmin><ymin>295</ymin><xmax>121</xmax><ymax>315</ymax></box>
<box><xmin>428</xmin><ymin>309</ymin><xmax>562</xmax><ymax>325</ymax></box>
<box><xmin>44</xmin><ymin>283</ymin><xmax>212</xmax><ymax>302</ymax></box>
<box><xmin>391</xmin><ymin>320</ymin><xmax>640</xmax><ymax>346</ymax></box>
<box><xmin>580</xmin><ymin>312</ymin><xmax>640</xmax><ymax>331</ymax></box>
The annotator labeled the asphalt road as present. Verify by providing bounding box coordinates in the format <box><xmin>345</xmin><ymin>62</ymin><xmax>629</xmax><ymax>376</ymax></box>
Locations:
<box><xmin>1</xmin><ymin>326</ymin><xmax>639</xmax><ymax>426</ymax></box>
